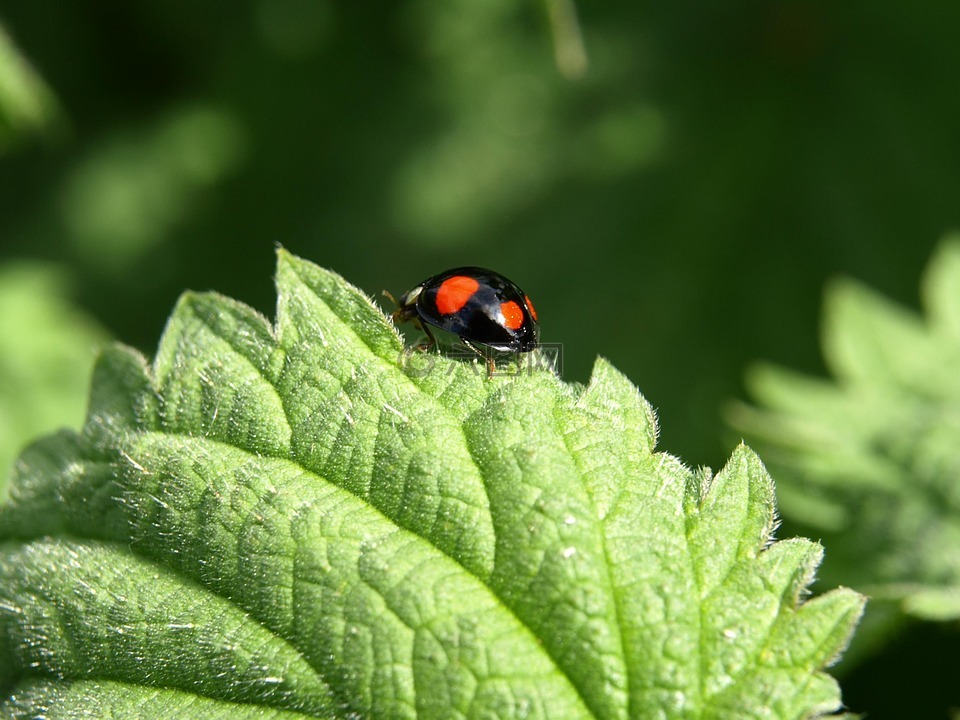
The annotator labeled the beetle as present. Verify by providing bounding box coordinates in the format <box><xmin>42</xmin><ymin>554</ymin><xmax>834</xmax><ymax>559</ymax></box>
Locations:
<box><xmin>391</xmin><ymin>267</ymin><xmax>540</xmax><ymax>372</ymax></box>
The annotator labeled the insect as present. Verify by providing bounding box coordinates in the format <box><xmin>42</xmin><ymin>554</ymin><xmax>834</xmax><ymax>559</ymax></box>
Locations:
<box><xmin>391</xmin><ymin>267</ymin><xmax>540</xmax><ymax>372</ymax></box>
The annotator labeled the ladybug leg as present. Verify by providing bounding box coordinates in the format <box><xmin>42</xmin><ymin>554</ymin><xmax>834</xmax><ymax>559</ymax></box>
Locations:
<box><xmin>416</xmin><ymin>322</ymin><xmax>438</xmax><ymax>352</ymax></box>
<box><xmin>390</xmin><ymin>302</ymin><xmax>417</xmax><ymax>326</ymax></box>
<box><xmin>460</xmin><ymin>338</ymin><xmax>496</xmax><ymax>378</ymax></box>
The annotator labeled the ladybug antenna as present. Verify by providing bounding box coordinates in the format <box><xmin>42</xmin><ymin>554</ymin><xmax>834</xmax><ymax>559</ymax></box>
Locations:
<box><xmin>381</xmin><ymin>289</ymin><xmax>398</xmax><ymax>306</ymax></box>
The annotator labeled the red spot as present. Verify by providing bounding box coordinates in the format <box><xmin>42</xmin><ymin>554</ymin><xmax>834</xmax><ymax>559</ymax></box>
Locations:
<box><xmin>500</xmin><ymin>300</ymin><xmax>524</xmax><ymax>330</ymax></box>
<box><xmin>436</xmin><ymin>275</ymin><xmax>479</xmax><ymax>315</ymax></box>
<box><xmin>524</xmin><ymin>295</ymin><xmax>538</xmax><ymax>322</ymax></box>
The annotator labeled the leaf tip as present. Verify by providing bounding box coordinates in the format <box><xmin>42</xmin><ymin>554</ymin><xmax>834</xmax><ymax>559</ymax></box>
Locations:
<box><xmin>810</xmin><ymin>586</ymin><xmax>869</xmax><ymax>668</ymax></box>
<box><xmin>584</xmin><ymin>355</ymin><xmax>659</xmax><ymax>452</ymax></box>
<box><xmin>86</xmin><ymin>342</ymin><xmax>157</xmax><ymax>437</ymax></box>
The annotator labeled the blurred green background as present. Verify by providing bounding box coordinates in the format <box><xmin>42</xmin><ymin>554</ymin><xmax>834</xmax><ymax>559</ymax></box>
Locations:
<box><xmin>1</xmin><ymin>2</ymin><xmax>959</xmax><ymax>717</ymax></box>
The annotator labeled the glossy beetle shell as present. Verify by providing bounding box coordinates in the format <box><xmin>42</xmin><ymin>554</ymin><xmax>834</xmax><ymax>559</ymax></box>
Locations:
<box><xmin>394</xmin><ymin>267</ymin><xmax>539</xmax><ymax>352</ymax></box>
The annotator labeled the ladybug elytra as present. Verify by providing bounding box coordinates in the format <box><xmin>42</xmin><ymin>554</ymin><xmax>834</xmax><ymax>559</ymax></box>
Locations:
<box><xmin>392</xmin><ymin>267</ymin><xmax>540</xmax><ymax>362</ymax></box>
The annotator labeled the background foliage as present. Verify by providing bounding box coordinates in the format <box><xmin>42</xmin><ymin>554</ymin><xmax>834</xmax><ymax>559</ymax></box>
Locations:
<box><xmin>730</xmin><ymin>240</ymin><xmax>960</xmax><ymax>686</ymax></box>
<box><xmin>1</xmin><ymin>2</ymin><xmax>960</xmax><ymax>717</ymax></box>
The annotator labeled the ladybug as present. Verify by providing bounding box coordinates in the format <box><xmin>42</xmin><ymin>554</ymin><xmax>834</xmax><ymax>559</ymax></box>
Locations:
<box><xmin>392</xmin><ymin>267</ymin><xmax>540</xmax><ymax>364</ymax></box>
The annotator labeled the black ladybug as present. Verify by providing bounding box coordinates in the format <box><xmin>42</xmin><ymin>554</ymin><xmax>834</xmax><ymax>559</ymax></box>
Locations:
<box><xmin>392</xmin><ymin>267</ymin><xmax>540</xmax><ymax>362</ymax></box>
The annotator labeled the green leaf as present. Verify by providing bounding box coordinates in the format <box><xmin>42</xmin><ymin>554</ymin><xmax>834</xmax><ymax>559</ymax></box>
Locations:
<box><xmin>730</xmin><ymin>236</ymin><xmax>960</xmax><ymax>625</ymax></box>
<box><xmin>0</xmin><ymin>263</ymin><xmax>108</xmax><ymax>499</ymax></box>
<box><xmin>0</xmin><ymin>251</ymin><xmax>863</xmax><ymax>718</ymax></box>
<box><xmin>0</xmin><ymin>680</ymin><xmax>317</xmax><ymax>720</ymax></box>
